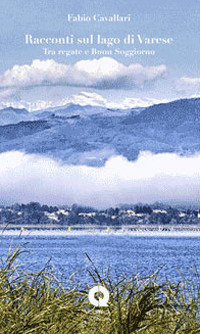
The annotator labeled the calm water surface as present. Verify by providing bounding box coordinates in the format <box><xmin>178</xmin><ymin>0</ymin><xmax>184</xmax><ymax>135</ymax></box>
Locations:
<box><xmin>0</xmin><ymin>234</ymin><xmax>199</xmax><ymax>284</ymax></box>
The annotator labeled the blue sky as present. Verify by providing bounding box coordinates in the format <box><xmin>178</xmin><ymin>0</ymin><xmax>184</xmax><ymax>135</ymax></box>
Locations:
<box><xmin>0</xmin><ymin>0</ymin><xmax>200</xmax><ymax>110</ymax></box>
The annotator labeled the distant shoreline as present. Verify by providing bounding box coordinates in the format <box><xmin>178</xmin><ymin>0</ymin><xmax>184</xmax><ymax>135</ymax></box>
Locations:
<box><xmin>1</xmin><ymin>224</ymin><xmax>200</xmax><ymax>237</ymax></box>
<box><xmin>1</xmin><ymin>223</ymin><xmax>200</xmax><ymax>230</ymax></box>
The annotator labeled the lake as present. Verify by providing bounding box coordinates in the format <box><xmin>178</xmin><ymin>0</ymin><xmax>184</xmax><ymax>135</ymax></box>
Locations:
<box><xmin>0</xmin><ymin>233</ymin><xmax>200</xmax><ymax>285</ymax></box>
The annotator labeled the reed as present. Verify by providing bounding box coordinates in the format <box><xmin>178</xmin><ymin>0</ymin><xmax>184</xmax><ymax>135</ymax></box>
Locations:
<box><xmin>0</xmin><ymin>246</ymin><xmax>199</xmax><ymax>333</ymax></box>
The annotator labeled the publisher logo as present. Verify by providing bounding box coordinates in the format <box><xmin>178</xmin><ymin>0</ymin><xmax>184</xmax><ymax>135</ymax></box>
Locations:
<box><xmin>88</xmin><ymin>285</ymin><xmax>109</xmax><ymax>307</ymax></box>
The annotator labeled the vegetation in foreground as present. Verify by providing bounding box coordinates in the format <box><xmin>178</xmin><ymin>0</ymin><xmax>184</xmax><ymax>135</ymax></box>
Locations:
<box><xmin>0</xmin><ymin>247</ymin><xmax>199</xmax><ymax>334</ymax></box>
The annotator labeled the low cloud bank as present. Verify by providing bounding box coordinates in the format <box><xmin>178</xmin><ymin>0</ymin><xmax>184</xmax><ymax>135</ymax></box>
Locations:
<box><xmin>0</xmin><ymin>151</ymin><xmax>199</xmax><ymax>207</ymax></box>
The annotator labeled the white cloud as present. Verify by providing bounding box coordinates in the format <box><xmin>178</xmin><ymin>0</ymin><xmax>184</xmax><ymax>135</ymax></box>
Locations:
<box><xmin>176</xmin><ymin>76</ymin><xmax>200</xmax><ymax>94</ymax></box>
<box><xmin>0</xmin><ymin>151</ymin><xmax>199</xmax><ymax>207</ymax></box>
<box><xmin>0</xmin><ymin>58</ymin><xmax>167</xmax><ymax>90</ymax></box>
<box><xmin>0</xmin><ymin>88</ymin><xmax>21</xmax><ymax>100</ymax></box>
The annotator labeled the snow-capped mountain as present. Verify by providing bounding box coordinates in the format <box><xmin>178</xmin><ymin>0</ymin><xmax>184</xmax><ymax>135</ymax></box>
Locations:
<box><xmin>0</xmin><ymin>106</ymin><xmax>36</xmax><ymax>125</ymax></box>
<box><xmin>0</xmin><ymin>98</ymin><xmax>199</xmax><ymax>166</ymax></box>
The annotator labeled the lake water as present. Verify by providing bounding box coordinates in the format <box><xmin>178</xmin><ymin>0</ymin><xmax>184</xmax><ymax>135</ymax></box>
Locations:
<box><xmin>0</xmin><ymin>233</ymin><xmax>200</xmax><ymax>285</ymax></box>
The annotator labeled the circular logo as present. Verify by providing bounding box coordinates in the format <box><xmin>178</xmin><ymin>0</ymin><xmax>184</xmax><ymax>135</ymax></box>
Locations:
<box><xmin>88</xmin><ymin>285</ymin><xmax>110</xmax><ymax>307</ymax></box>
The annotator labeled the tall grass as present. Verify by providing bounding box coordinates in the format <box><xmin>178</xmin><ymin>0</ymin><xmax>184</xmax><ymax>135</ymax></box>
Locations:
<box><xmin>0</xmin><ymin>246</ymin><xmax>199</xmax><ymax>333</ymax></box>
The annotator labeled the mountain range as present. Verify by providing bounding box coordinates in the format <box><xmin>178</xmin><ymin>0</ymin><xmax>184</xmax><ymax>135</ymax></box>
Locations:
<box><xmin>0</xmin><ymin>98</ymin><xmax>199</xmax><ymax>166</ymax></box>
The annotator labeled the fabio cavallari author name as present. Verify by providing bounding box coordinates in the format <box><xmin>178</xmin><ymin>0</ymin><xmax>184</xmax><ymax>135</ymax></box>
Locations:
<box><xmin>67</xmin><ymin>13</ymin><xmax>131</xmax><ymax>23</ymax></box>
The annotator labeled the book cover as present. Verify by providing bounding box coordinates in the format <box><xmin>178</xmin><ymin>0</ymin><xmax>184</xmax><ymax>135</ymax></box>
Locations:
<box><xmin>0</xmin><ymin>0</ymin><xmax>199</xmax><ymax>331</ymax></box>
